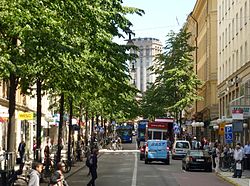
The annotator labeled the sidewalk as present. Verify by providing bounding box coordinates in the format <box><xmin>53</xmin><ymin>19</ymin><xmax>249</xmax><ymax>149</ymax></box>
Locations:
<box><xmin>217</xmin><ymin>169</ymin><xmax>250</xmax><ymax>186</ymax></box>
<box><xmin>40</xmin><ymin>160</ymin><xmax>85</xmax><ymax>186</ymax></box>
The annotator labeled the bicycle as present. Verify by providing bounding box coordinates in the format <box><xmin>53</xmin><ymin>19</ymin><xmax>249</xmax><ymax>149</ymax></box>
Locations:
<box><xmin>7</xmin><ymin>169</ymin><xmax>29</xmax><ymax>186</ymax></box>
<box><xmin>62</xmin><ymin>159</ymin><xmax>72</xmax><ymax>173</ymax></box>
<box><xmin>220</xmin><ymin>154</ymin><xmax>235</xmax><ymax>172</ymax></box>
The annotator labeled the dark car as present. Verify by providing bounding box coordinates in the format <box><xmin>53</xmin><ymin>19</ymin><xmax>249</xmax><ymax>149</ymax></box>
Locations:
<box><xmin>182</xmin><ymin>150</ymin><xmax>212</xmax><ymax>172</ymax></box>
<box><xmin>139</xmin><ymin>142</ymin><xmax>146</xmax><ymax>160</ymax></box>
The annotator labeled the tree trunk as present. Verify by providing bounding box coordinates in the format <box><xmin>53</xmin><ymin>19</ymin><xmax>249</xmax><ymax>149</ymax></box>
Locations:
<box><xmin>85</xmin><ymin>110</ymin><xmax>88</xmax><ymax>146</ymax></box>
<box><xmin>67</xmin><ymin>97</ymin><xmax>73</xmax><ymax>162</ymax></box>
<box><xmin>7</xmin><ymin>73</ymin><xmax>18</xmax><ymax>152</ymax></box>
<box><xmin>57</xmin><ymin>93</ymin><xmax>64</xmax><ymax>163</ymax></box>
<box><xmin>36</xmin><ymin>78</ymin><xmax>42</xmax><ymax>162</ymax></box>
<box><xmin>91</xmin><ymin>113</ymin><xmax>94</xmax><ymax>134</ymax></box>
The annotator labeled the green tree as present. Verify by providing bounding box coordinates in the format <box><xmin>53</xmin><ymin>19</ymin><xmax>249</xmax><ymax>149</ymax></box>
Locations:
<box><xmin>141</xmin><ymin>28</ymin><xmax>202</xmax><ymax>123</ymax></box>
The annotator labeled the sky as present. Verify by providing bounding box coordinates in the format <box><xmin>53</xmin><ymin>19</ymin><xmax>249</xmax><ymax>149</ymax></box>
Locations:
<box><xmin>115</xmin><ymin>0</ymin><xmax>197</xmax><ymax>45</ymax></box>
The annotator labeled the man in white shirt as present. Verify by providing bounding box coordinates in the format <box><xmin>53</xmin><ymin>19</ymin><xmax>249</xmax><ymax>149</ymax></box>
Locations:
<box><xmin>233</xmin><ymin>144</ymin><xmax>244</xmax><ymax>178</ymax></box>
<box><xmin>244</xmin><ymin>141</ymin><xmax>250</xmax><ymax>170</ymax></box>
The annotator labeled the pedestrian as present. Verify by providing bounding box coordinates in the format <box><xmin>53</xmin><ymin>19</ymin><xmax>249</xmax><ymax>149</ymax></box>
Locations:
<box><xmin>87</xmin><ymin>148</ymin><xmax>98</xmax><ymax>186</ymax></box>
<box><xmin>28</xmin><ymin>162</ymin><xmax>43</xmax><ymax>186</ymax></box>
<box><xmin>44</xmin><ymin>141</ymin><xmax>51</xmax><ymax>176</ymax></box>
<box><xmin>18</xmin><ymin>140</ymin><xmax>26</xmax><ymax>162</ymax></box>
<box><xmin>18</xmin><ymin>140</ymin><xmax>26</xmax><ymax>171</ymax></box>
<box><xmin>214</xmin><ymin>143</ymin><xmax>221</xmax><ymax>173</ymax></box>
<box><xmin>49</xmin><ymin>162</ymin><xmax>68</xmax><ymax>186</ymax></box>
<box><xmin>232</xmin><ymin>143</ymin><xmax>244</xmax><ymax>178</ymax></box>
<box><xmin>244</xmin><ymin>141</ymin><xmax>250</xmax><ymax>170</ymax></box>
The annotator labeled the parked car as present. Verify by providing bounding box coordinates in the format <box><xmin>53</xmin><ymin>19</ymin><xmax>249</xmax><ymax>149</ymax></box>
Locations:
<box><xmin>139</xmin><ymin>142</ymin><xmax>146</xmax><ymax>160</ymax></box>
<box><xmin>172</xmin><ymin>140</ymin><xmax>191</xmax><ymax>159</ymax></box>
<box><xmin>182</xmin><ymin>150</ymin><xmax>212</xmax><ymax>172</ymax></box>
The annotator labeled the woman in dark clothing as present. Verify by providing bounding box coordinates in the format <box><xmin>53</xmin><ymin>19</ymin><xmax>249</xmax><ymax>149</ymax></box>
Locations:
<box><xmin>87</xmin><ymin>148</ymin><xmax>99</xmax><ymax>186</ymax></box>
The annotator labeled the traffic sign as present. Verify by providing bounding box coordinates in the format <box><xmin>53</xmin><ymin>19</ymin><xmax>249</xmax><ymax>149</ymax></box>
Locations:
<box><xmin>225</xmin><ymin>126</ymin><xmax>232</xmax><ymax>133</ymax></box>
<box><xmin>224</xmin><ymin>125</ymin><xmax>233</xmax><ymax>144</ymax></box>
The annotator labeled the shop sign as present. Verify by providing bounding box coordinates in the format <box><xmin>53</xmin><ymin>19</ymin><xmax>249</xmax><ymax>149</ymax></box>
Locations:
<box><xmin>18</xmin><ymin>112</ymin><xmax>34</xmax><ymax>120</ymax></box>
<box><xmin>231</xmin><ymin>106</ymin><xmax>250</xmax><ymax>119</ymax></box>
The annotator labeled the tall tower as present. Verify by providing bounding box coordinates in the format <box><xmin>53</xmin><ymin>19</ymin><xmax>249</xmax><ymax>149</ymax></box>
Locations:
<box><xmin>128</xmin><ymin>37</ymin><xmax>162</xmax><ymax>93</ymax></box>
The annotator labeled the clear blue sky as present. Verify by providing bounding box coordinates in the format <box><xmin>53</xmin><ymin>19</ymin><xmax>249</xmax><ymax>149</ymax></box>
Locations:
<box><xmin>115</xmin><ymin>0</ymin><xmax>197</xmax><ymax>44</ymax></box>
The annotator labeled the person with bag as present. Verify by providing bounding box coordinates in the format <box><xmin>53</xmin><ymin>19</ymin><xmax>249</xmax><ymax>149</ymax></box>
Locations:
<box><xmin>49</xmin><ymin>162</ymin><xmax>69</xmax><ymax>186</ymax></box>
<box><xmin>232</xmin><ymin>143</ymin><xmax>244</xmax><ymax>178</ymax></box>
<box><xmin>87</xmin><ymin>148</ymin><xmax>98</xmax><ymax>186</ymax></box>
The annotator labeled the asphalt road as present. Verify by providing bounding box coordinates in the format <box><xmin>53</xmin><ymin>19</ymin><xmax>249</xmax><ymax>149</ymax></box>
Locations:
<box><xmin>65</xmin><ymin>139</ymin><xmax>233</xmax><ymax>186</ymax></box>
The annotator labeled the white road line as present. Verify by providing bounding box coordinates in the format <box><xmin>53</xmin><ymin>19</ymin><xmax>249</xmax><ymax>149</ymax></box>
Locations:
<box><xmin>131</xmin><ymin>152</ymin><xmax>138</xmax><ymax>186</ymax></box>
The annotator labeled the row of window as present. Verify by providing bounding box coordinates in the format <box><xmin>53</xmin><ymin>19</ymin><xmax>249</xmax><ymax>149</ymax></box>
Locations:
<box><xmin>219</xmin><ymin>41</ymin><xmax>248</xmax><ymax>82</ymax></box>
<box><xmin>219</xmin><ymin>1</ymin><xmax>248</xmax><ymax>52</ymax></box>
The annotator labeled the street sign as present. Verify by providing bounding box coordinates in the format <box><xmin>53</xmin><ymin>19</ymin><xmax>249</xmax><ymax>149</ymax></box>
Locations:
<box><xmin>225</xmin><ymin>125</ymin><xmax>233</xmax><ymax>144</ymax></box>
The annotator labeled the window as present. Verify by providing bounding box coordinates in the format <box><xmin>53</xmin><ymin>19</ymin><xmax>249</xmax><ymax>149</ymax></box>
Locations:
<box><xmin>229</xmin><ymin>57</ymin><xmax>231</xmax><ymax>75</ymax></box>
<box><xmin>222</xmin><ymin>1</ymin><xmax>224</xmax><ymax>17</ymax></box>
<box><xmin>146</xmin><ymin>48</ymin><xmax>150</xmax><ymax>56</ymax></box>
<box><xmin>236</xmin><ymin>13</ymin><xmax>238</xmax><ymax>34</ymax></box>
<box><xmin>225</xmin><ymin>28</ymin><xmax>228</xmax><ymax>45</ymax></box>
<box><xmin>219</xmin><ymin>5</ymin><xmax>222</xmax><ymax>21</ymax></box>
<box><xmin>240</xmin><ymin>8</ymin><xmax>242</xmax><ymax>29</ymax></box>
<box><xmin>240</xmin><ymin>45</ymin><xmax>243</xmax><ymax>66</ymax></box>
<box><xmin>236</xmin><ymin>50</ymin><xmax>239</xmax><ymax>70</ymax></box>
<box><xmin>232</xmin><ymin>53</ymin><xmax>235</xmax><ymax>72</ymax></box>
<box><xmin>244</xmin><ymin>1</ymin><xmax>247</xmax><ymax>24</ymax></box>
<box><xmin>219</xmin><ymin>36</ymin><xmax>221</xmax><ymax>51</ymax></box>
<box><xmin>225</xmin><ymin>60</ymin><xmax>228</xmax><ymax>77</ymax></box>
<box><xmin>245</xmin><ymin>41</ymin><xmax>248</xmax><ymax>64</ymax></box>
<box><xmin>222</xmin><ymin>32</ymin><xmax>224</xmax><ymax>49</ymax></box>
<box><xmin>229</xmin><ymin>24</ymin><xmax>231</xmax><ymax>42</ymax></box>
<box><xmin>232</xmin><ymin>19</ymin><xmax>235</xmax><ymax>37</ymax></box>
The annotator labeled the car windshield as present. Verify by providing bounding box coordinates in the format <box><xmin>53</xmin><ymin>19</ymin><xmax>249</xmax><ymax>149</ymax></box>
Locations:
<box><xmin>189</xmin><ymin>151</ymin><xmax>204</xmax><ymax>156</ymax></box>
<box><xmin>176</xmin><ymin>142</ymin><xmax>189</xmax><ymax>148</ymax></box>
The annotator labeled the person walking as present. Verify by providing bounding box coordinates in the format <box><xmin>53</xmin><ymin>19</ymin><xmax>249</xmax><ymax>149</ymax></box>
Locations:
<box><xmin>244</xmin><ymin>141</ymin><xmax>250</xmax><ymax>170</ymax></box>
<box><xmin>49</xmin><ymin>162</ymin><xmax>68</xmax><ymax>186</ymax></box>
<box><xmin>28</xmin><ymin>162</ymin><xmax>43</xmax><ymax>186</ymax></box>
<box><xmin>18</xmin><ymin>140</ymin><xmax>26</xmax><ymax>171</ymax></box>
<box><xmin>18</xmin><ymin>140</ymin><xmax>26</xmax><ymax>162</ymax></box>
<box><xmin>214</xmin><ymin>143</ymin><xmax>221</xmax><ymax>174</ymax></box>
<box><xmin>87</xmin><ymin>148</ymin><xmax>99</xmax><ymax>186</ymax></box>
<box><xmin>233</xmin><ymin>143</ymin><xmax>244</xmax><ymax>178</ymax></box>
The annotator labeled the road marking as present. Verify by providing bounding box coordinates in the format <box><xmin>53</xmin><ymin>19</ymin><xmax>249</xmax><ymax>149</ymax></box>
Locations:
<box><xmin>99</xmin><ymin>149</ymin><xmax>139</xmax><ymax>153</ymax></box>
<box><xmin>131</xmin><ymin>152</ymin><xmax>137</xmax><ymax>186</ymax></box>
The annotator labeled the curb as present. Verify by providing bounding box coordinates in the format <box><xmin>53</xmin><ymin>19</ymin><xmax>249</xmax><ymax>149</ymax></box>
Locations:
<box><xmin>216</xmin><ymin>173</ymin><xmax>241</xmax><ymax>186</ymax></box>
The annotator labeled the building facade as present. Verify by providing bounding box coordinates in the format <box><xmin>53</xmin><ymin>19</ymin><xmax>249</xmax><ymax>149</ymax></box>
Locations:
<box><xmin>0</xmin><ymin>79</ymin><xmax>51</xmax><ymax>159</ymax></box>
<box><xmin>129</xmin><ymin>37</ymin><xmax>162</xmax><ymax>93</ymax></box>
<box><xmin>185</xmin><ymin>0</ymin><xmax>218</xmax><ymax>141</ymax></box>
<box><xmin>217</xmin><ymin>0</ymin><xmax>250</xmax><ymax>144</ymax></box>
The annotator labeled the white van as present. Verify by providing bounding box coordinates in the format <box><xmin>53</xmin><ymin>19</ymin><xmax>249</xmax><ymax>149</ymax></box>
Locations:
<box><xmin>172</xmin><ymin>140</ymin><xmax>191</xmax><ymax>159</ymax></box>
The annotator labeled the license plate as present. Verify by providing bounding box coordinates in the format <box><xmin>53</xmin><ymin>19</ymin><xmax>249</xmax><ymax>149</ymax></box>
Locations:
<box><xmin>196</xmin><ymin>159</ymin><xmax>204</xmax><ymax>162</ymax></box>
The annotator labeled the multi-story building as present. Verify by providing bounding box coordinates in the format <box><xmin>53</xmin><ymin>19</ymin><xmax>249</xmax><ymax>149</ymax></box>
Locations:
<box><xmin>128</xmin><ymin>37</ymin><xmax>162</xmax><ymax>93</ymax></box>
<box><xmin>217</xmin><ymin>0</ymin><xmax>250</xmax><ymax>144</ymax></box>
<box><xmin>185</xmin><ymin>0</ymin><xmax>218</xmax><ymax>141</ymax></box>
<box><xmin>0</xmin><ymin>79</ymin><xmax>51</xmax><ymax>159</ymax></box>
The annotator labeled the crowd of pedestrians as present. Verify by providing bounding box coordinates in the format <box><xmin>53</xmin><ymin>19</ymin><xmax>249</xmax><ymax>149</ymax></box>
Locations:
<box><xmin>188</xmin><ymin>136</ymin><xmax>250</xmax><ymax>179</ymax></box>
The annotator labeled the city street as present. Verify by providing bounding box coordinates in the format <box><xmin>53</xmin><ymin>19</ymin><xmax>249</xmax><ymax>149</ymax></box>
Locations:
<box><xmin>64</xmin><ymin>140</ymin><xmax>233</xmax><ymax>186</ymax></box>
